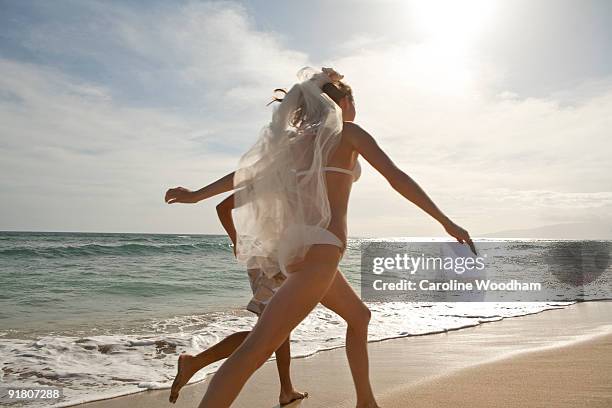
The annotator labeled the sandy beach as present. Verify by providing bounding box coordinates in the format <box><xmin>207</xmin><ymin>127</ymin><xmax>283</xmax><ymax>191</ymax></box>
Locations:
<box><xmin>68</xmin><ymin>301</ymin><xmax>612</xmax><ymax>408</ymax></box>
<box><xmin>380</xmin><ymin>331</ymin><xmax>612</xmax><ymax>408</ymax></box>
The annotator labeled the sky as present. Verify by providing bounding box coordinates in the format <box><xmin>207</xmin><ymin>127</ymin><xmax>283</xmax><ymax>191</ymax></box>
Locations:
<box><xmin>0</xmin><ymin>0</ymin><xmax>611</xmax><ymax>238</ymax></box>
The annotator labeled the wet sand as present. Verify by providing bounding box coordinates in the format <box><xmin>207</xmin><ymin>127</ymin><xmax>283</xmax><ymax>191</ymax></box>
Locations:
<box><xmin>380</xmin><ymin>331</ymin><xmax>612</xmax><ymax>407</ymax></box>
<box><xmin>70</xmin><ymin>301</ymin><xmax>612</xmax><ymax>408</ymax></box>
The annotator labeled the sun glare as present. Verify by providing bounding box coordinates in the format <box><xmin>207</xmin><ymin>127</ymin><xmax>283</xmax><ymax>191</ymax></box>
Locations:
<box><xmin>404</xmin><ymin>0</ymin><xmax>500</xmax><ymax>95</ymax></box>
<box><xmin>410</xmin><ymin>0</ymin><xmax>499</xmax><ymax>46</ymax></box>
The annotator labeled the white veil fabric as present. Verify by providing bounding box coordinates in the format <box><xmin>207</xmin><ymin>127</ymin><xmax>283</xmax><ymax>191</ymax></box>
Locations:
<box><xmin>232</xmin><ymin>67</ymin><xmax>344</xmax><ymax>277</ymax></box>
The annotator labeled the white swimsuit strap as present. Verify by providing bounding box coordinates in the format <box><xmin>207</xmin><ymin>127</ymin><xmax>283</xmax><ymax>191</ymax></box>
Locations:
<box><xmin>323</xmin><ymin>166</ymin><xmax>354</xmax><ymax>176</ymax></box>
<box><xmin>295</xmin><ymin>167</ymin><xmax>354</xmax><ymax>177</ymax></box>
<box><xmin>296</xmin><ymin>159</ymin><xmax>361</xmax><ymax>181</ymax></box>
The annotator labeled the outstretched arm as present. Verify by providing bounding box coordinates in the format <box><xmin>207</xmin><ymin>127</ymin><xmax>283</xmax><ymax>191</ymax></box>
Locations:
<box><xmin>165</xmin><ymin>171</ymin><xmax>235</xmax><ymax>204</ymax></box>
<box><xmin>347</xmin><ymin>122</ymin><xmax>476</xmax><ymax>254</ymax></box>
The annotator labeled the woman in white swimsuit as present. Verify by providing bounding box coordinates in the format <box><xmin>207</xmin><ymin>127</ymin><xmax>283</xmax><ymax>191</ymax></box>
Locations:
<box><xmin>165</xmin><ymin>67</ymin><xmax>475</xmax><ymax>408</ymax></box>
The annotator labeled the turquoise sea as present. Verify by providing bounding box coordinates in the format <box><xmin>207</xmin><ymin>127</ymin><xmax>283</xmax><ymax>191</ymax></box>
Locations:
<box><xmin>0</xmin><ymin>231</ymin><xmax>609</xmax><ymax>407</ymax></box>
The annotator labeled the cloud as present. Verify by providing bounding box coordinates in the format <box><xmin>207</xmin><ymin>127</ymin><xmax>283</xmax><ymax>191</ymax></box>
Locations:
<box><xmin>324</xmin><ymin>40</ymin><xmax>612</xmax><ymax>237</ymax></box>
<box><xmin>0</xmin><ymin>57</ymin><xmax>218</xmax><ymax>231</ymax></box>
<box><xmin>1</xmin><ymin>0</ymin><xmax>610</xmax><ymax>238</ymax></box>
<box><xmin>0</xmin><ymin>1</ymin><xmax>311</xmax><ymax>233</ymax></box>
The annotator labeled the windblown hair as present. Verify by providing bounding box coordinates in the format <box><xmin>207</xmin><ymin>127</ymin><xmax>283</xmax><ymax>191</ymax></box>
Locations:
<box><xmin>267</xmin><ymin>81</ymin><xmax>353</xmax><ymax>129</ymax></box>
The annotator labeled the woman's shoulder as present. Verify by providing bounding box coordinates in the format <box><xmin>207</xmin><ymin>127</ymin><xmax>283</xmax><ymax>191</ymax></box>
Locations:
<box><xmin>342</xmin><ymin>121</ymin><xmax>372</xmax><ymax>147</ymax></box>
<box><xmin>342</xmin><ymin>121</ymin><xmax>369</xmax><ymax>135</ymax></box>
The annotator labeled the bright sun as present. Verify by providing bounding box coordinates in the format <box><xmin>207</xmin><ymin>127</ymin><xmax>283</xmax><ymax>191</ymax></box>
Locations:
<box><xmin>410</xmin><ymin>0</ymin><xmax>499</xmax><ymax>46</ymax></box>
<box><xmin>406</xmin><ymin>0</ymin><xmax>500</xmax><ymax>95</ymax></box>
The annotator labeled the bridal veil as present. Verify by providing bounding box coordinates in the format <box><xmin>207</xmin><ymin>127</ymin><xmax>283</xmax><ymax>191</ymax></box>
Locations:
<box><xmin>232</xmin><ymin>67</ymin><xmax>345</xmax><ymax>276</ymax></box>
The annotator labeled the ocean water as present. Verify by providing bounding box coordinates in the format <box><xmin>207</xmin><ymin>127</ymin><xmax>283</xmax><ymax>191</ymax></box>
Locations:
<box><xmin>0</xmin><ymin>232</ymin><xmax>609</xmax><ymax>407</ymax></box>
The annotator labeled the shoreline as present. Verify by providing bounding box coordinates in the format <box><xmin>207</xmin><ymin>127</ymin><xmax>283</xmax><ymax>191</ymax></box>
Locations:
<box><xmin>58</xmin><ymin>302</ymin><xmax>569</xmax><ymax>407</ymax></box>
<box><xmin>49</xmin><ymin>302</ymin><xmax>576</xmax><ymax>407</ymax></box>
<box><xmin>66</xmin><ymin>300</ymin><xmax>612</xmax><ymax>408</ymax></box>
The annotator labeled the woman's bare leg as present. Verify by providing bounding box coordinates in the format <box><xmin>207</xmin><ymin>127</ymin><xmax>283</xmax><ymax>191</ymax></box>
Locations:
<box><xmin>197</xmin><ymin>244</ymin><xmax>342</xmax><ymax>407</ymax></box>
<box><xmin>275</xmin><ymin>336</ymin><xmax>308</xmax><ymax>405</ymax></box>
<box><xmin>169</xmin><ymin>331</ymin><xmax>249</xmax><ymax>403</ymax></box>
<box><xmin>320</xmin><ymin>271</ymin><xmax>379</xmax><ymax>408</ymax></box>
<box><xmin>170</xmin><ymin>333</ymin><xmax>307</xmax><ymax>405</ymax></box>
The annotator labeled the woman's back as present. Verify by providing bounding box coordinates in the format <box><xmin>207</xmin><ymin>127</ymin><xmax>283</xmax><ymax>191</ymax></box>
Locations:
<box><xmin>323</xmin><ymin>123</ymin><xmax>360</xmax><ymax>247</ymax></box>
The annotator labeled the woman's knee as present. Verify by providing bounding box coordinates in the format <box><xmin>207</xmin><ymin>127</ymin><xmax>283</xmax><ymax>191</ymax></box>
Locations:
<box><xmin>365</xmin><ymin>304</ymin><xmax>372</xmax><ymax>318</ymax></box>
<box><xmin>361</xmin><ymin>305</ymin><xmax>372</xmax><ymax>326</ymax></box>
<box><xmin>348</xmin><ymin>304</ymin><xmax>371</xmax><ymax>332</ymax></box>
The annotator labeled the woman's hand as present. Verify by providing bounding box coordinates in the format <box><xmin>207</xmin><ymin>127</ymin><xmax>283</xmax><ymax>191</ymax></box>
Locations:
<box><xmin>165</xmin><ymin>187</ymin><xmax>198</xmax><ymax>204</ymax></box>
<box><xmin>442</xmin><ymin>219</ymin><xmax>477</xmax><ymax>256</ymax></box>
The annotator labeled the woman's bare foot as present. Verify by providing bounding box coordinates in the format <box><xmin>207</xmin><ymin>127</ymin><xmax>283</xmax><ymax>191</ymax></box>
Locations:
<box><xmin>169</xmin><ymin>353</ymin><xmax>197</xmax><ymax>403</ymax></box>
<box><xmin>279</xmin><ymin>389</ymin><xmax>308</xmax><ymax>406</ymax></box>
